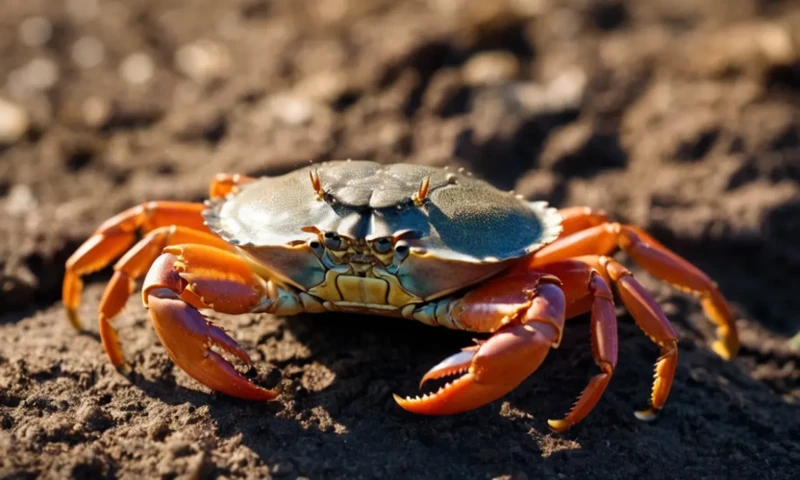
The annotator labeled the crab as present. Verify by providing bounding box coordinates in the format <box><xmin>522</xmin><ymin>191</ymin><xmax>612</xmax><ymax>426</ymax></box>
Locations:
<box><xmin>62</xmin><ymin>161</ymin><xmax>739</xmax><ymax>431</ymax></box>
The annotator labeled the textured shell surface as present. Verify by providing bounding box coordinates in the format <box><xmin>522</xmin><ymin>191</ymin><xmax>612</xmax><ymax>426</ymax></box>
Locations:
<box><xmin>204</xmin><ymin>160</ymin><xmax>562</xmax><ymax>264</ymax></box>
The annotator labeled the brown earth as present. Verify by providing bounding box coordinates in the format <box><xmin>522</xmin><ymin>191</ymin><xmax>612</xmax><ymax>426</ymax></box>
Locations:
<box><xmin>1</xmin><ymin>0</ymin><xmax>800</xmax><ymax>479</ymax></box>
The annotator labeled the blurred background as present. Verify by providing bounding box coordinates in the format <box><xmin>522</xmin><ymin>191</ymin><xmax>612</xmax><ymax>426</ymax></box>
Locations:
<box><xmin>1</xmin><ymin>1</ymin><xmax>799</xmax><ymax>478</ymax></box>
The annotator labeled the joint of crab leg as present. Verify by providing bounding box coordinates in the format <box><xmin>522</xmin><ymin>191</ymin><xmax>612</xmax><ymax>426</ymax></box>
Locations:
<box><xmin>62</xmin><ymin>201</ymin><xmax>208</xmax><ymax>329</ymax></box>
<box><xmin>545</xmin><ymin>271</ymin><xmax>619</xmax><ymax>432</ymax></box>
<box><xmin>602</xmin><ymin>257</ymin><xmax>679</xmax><ymax>420</ymax></box>
<box><xmin>160</xmin><ymin>244</ymin><xmax>267</xmax><ymax>315</ymax></box>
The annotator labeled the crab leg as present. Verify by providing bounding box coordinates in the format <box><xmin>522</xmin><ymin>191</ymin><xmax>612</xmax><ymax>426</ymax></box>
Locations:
<box><xmin>527</xmin><ymin>259</ymin><xmax>619</xmax><ymax>432</ymax></box>
<box><xmin>539</xmin><ymin>256</ymin><xmax>678</xmax><ymax>421</ymax></box>
<box><xmin>531</xmin><ymin>220</ymin><xmax>738</xmax><ymax>360</ymax></box>
<box><xmin>63</xmin><ymin>201</ymin><xmax>209</xmax><ymax>329</ymax></box>
<box><xmin>555</xmin><ymin>207</ymin><xmax>609</xmax><ymax>237</ymax></box>
<box><xmin>98</xmin><ymin>226</ymin><xmax>234</xmax><ymax>368</ymax></box>
<box><xmin>142</xmin><ymin>245</ymin><xmax>277</xmax><ymax>401</ymax></box>
<box><xmin>394</xmin><ymin>275</ymin><xmax>566</xmax><ymax>415</ymax></box>
<box><xmin>598</xmin><ymin>256</ymin><xmax>678</xmax><ymax>420</ymax></box>
<box><xmin>208</xmin><ymin>173</ymin><xmax>256</xmax><ymax>199</ymax></box>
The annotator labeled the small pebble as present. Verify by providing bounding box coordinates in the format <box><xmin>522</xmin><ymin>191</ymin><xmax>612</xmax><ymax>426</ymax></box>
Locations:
<box><xmin>175</xmin><ymin>40</ymin><xmax>231</xmax><ymax>83</ymax></box>
<box><xmin>4</xmin><ymin>185</ymin><xmax>38</xmax><ymax>215</ymax></box>
<box><xmin>293</xmin><ymin>71</ymin><xmax>348</xmax><ymax>102</ymax></box>
<box><xmin>72</xmin><ymin>36</ymin><xmax>105</xmax><ymax>68</ymax></box>
<box><xmin>270</xmin><ymin>94</ymin><xmax>314</xmax><ymax>126</ymax></box>
<box><xmin>462</xmin><ymin>51</ymin><xmax>520</xmax><ymax>87</ymax></box>
<box><xmin>0</xmin><ymin>98</ymin><xmax>30</xmax><ymax>144</ymax></box>
<box><xmin>81</xmin><ymin>96</ymin><xmax>112</xmax><ymax>128</ymax></box>
<box><xmin>120</xmin><ymin>52</ymin><xmax>154</xmax><ymax>85</ymax></box>
<box><xmin>514</xmin><ymin>67</ymin><xmax>587</xmax><ymax>113</ymax></box>
<box><xmin>75</xmin><ymin>403</ymin><xmax>113</xmax><ymax>432</ymax></box>
<box><xmin>755</xmin><ymin>24</ymin><xmax>794</xmax><ymax>65</ymax></box>
<box><xmin>12</xmin><ymin>58</ymin><xmax>60</xmax><ymax>91</ymax></box>
<box><xmin>18</xmin><ymin>17</ymin><xmax>52</xmax><ymax>47</ymax></box>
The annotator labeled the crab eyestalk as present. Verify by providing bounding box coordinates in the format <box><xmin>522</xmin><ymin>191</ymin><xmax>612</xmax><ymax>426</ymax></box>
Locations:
<box><xmin>309</xmin><ymin>168</ymin><xmax>325</xmax><ymax>200</ymax></box>
<box><xmin>412</xmin><ymin>176</ymin><xmax>430</xmax><ymax>207</ymax></box>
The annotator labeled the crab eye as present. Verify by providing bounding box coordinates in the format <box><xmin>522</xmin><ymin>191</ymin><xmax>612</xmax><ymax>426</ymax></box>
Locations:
<box><xmin>394</xmin><ymin>241</ymin><xmax>410</xmax><ymax>260</ymax></box>
<box><xmin>373</xmin><ymin>237</ymin><xmax>393</xmax><ymax>254</ymax></box>
<box><xmin>308</xmin><ymin>239</ymin><xmax>325</xmax><ymax>257</ymax></box>
<box><xmin>323</xmin><ymin>231</ymin><xmax>343</xmax><ymax>250</ymax></box>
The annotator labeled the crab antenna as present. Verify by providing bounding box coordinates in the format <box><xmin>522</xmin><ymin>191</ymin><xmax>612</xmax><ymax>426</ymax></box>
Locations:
<box><xmin>309</xmin><ymin>168</ymin><xmax>325</xmax><ymax>200</ymax></box>
<box><xmin>413</xmin><ymin>176</ymin><xmax>430</xmax><ymax>207</ymax></box>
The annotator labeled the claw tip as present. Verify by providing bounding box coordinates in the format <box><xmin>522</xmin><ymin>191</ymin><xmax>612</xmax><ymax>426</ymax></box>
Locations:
<box><xmin>711</xmin><ymin>340</ymin><xmax>737</xmax><ymax>361</ymax></box>
<box><xmin>66</xmin><ymin>308</ymin><xmax>82</xmax><ymax>330</ymax></box>
<box><xmin>547</xmin><ymin>419</ymin><xmax>572</xmax><ymax>432</ymax></box>
<box><xmin>634</xmin><ymin>408</ymin><xmax>659</xmax><ymax>422</ymax></box>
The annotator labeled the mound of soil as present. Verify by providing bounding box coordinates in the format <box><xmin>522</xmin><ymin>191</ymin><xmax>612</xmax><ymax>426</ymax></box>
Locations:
<box><xmin>1</xmin><ymin>0</ymin><xmax>799</xmax><ymax>478</ymax></box>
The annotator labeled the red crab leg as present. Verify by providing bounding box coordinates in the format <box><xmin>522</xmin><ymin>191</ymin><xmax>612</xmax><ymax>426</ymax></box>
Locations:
<box><xmin>526</xmin><ymin>259</ymin><xmax>619</xmax><ymax>432</ymax></box>
<box><xmin>208</xmin><ymin>173</ymin><xmax>256</xmax><ymax>199</ymax></box>
<box><xmin>531</xmin><ymin>220</ymin><xmax>739</xmax><ymax>360</ymax></box>
<box><xmin>539</xmin><ymin>255</ymin><xmax>678</xmax><ymax>420</ymax></box>
<box><xmin>394</xmin><ymin>275</ymin><xmax>566</xmax><ymax>415</ymax></box>
<box><xmin>599</xmin><ymin>256</ymin><xmax>678</xmax><ymax>420</ymax></box>
<box><xmin>63</xmin><ymin>201</ymin><xmax>209</xmax><ymax>329</ymax></box>
<box><xmin>98</xmin><ymin>226</ymin><xmax>234</xmax><ymax>368</ymax></box>
<box><xmin>142</xmin><ymin>244</ymin><xmax>277</xmax><ymax>401</ymax></box>
<box><xmin>555</xmin><ymin>207</ymin><xmax>609</xmax><ymax>237</ymax></box>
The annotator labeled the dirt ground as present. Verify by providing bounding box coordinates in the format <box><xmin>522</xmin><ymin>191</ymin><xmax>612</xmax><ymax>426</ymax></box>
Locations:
<box><xmin>1</xmin><ymin>0</ymin><xmax>799</xmax><ymax>478</ymax></box>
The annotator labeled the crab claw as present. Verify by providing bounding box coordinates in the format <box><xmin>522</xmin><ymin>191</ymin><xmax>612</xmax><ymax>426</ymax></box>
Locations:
<box><xmin>394</xmin><ymin>322</ymin><xmax>557</xmax><ymax>415</ymax></box>
<box><xmin>146</xmin><ymin>293</ymin><xmax>278</xmax><ymax>401</ymax></box>
<box><xmin>143</xmin><ymin>253</ymin><xmax>278</xmax><ymax>401</ymax></box>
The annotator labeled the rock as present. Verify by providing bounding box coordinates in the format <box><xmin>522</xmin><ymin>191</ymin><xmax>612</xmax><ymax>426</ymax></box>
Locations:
<box><xmin>72</xmin><ymin>36</ymin><xmax>105</xmax><ymax>69</ymax></box>
<box><xmin>8</xmin><ymin>58</ymin><xmax>60</xmax><ymax>92</ymax></box>
<box><xmin>462</xmin><ymin>51</ymin><xmax>520</xmax><ymax>87</ymax></box>
<box><xmin>18</xmin><ymin>16</ymin><xmax>52</xmax><ymax>47</ymax></box>
<box><xmin>0</xmin><ymin>98</ymin><xmax>30</xmax><ymax>144</ymax></box>
<box><xmin>4</xmin><ymin>184</ymin><xmax>38</xmax><ymax>215</ymax></box>
<box><xmin>269</xmin><ymin>94</ymin><xmax>315</xmax><ymax>126</ymax></box>
<box><xmin>119</xmin><ymin>52</ymin><xmax>155</xmax><ymax>85</ymax></box>
<box><xmin>175</xmin><ymin>40</ymin><xmax>232</xmax><ymax>83</ymax></box>
<box><xmin>81</xmin><ymin>96</ymin><xmax>112</xmax><ymax>129</ymax></box>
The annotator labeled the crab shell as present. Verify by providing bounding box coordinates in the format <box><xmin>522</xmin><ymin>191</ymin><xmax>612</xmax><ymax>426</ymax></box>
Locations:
<box><xmin>203</xmin><ymin>161</ymin><xmax>563</xmax><ymax>305</ymax></box>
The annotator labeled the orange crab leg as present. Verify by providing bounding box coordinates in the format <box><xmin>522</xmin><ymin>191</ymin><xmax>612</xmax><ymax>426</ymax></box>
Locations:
<box><xmin>141</xmin><ymin>245</ymin><xmax>277</xmax><ymax>401</ymax></box>
<box><xmin>555</xmin><ymin>207</ymin><xmax>609</xmax><ymax>237</ymax></box>
<box><xmin>394</xmin><ymin>276</ymin><xmax>566</xmax><ymax>415</ymax></box>
<box><xmin>600</xmin><ymin>257</ymin><xmax>678</xmax><ymax>420</ymax></box>
<box><xmin>208</xmin><ymin>173</ymin><xmax>256</xmax><ymax>199</ymax></box>
<box><xmin>98</xmin><ymin>226</ymin><xmax>234</xmax><ymax>368</ymax></box>
<box><xmin>541</xmin><ymin>255</ymin><xmax>678</xmax><ymax>421</ymax></box>
<box><xmin>528</xmin><ymin>259</ymin><xmax>619</xmax><ymax>432</ymax></box>
<box><xmin>532</xmin><ymin>221</ymin><xmax>738</xmax><ymax>360</ymax></box>
<box><xmin>63</xmin><ymin>201</ymin><xmax>209</xmax><ymax>329</ymax></box>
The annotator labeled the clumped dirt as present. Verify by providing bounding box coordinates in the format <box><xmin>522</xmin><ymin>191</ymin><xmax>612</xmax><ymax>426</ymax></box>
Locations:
<box><xmin>1</xmin><ymin>0</ymin><xmax>800</xmax><ymax>478</ymax></box>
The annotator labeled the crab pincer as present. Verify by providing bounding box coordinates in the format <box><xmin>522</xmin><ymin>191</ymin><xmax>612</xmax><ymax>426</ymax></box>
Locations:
<box><xmin>142</xmin><ymin>247</ymin><xmax>278</xmax><ymax>401</ymax></box>
<box><xmin>394</xmin><ymin>280</ymin><xmax>566</xmax><ymax>415</ymax></box>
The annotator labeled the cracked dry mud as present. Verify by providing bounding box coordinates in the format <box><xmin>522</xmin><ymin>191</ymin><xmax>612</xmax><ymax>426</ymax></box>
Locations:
<box><xmin>1</xmin><ymin>0</ymin><xmax>799</xmax><ymax>479</ymax></box>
